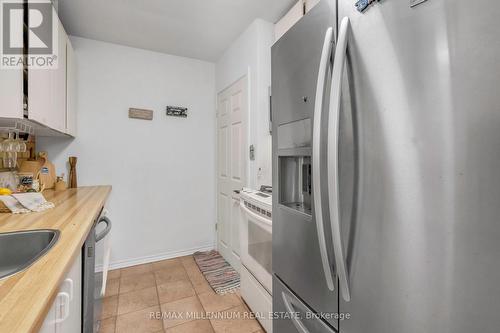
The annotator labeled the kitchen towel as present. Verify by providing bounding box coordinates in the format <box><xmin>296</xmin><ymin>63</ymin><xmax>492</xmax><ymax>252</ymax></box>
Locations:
<box><xmin>12</xmin><ymin>193</ymin><xmax>55</xmax><ymax>212</ymax></box>
<box><xmin>0</xmin><ymin>193</ymin><xmax>55</xmax><ymax>213</ymax></box>
<box><xmin>0</xmin><ymin>195</ymin><xmax>31</xmax><ymax>214</ymax></box>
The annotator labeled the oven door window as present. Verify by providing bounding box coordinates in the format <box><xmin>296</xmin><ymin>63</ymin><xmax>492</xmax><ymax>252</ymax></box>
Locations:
<box><xmin>248</xmin><ymin>220</ymin><xmax>272</xmax><ymax>275</ymax></box>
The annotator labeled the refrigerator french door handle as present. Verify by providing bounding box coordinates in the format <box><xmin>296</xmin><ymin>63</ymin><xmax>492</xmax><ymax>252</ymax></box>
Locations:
<box><xmin>282</xmin><ymin>292</ymin><xmax>311</xmax><ymax>333</ymax></box>
<box><xmin>327</xmin><ymin>17</ymin><xmax>352</xmax><ymax>302</ymax></box>
<box><xmin>312</xmin><ymin>26</ymin><xmax>335</xmax><ymax>292</ymax></box>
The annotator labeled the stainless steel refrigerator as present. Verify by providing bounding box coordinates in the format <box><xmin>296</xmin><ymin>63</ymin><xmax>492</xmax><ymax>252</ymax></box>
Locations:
<box><xmin>272</xmin><ymin>1</ymin><xmax>500</xmax><ymax>332</ymax></box>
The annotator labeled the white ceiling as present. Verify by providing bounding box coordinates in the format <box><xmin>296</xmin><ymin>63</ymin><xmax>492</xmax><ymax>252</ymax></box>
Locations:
<box><xmin>58</xmin><ymin>0</ymin><xmax>296</xmax><ymax>62</ymax></box>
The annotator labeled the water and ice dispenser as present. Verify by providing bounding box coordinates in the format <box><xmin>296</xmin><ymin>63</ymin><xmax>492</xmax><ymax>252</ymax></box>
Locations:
<box><xmin>279</xmin><ymin>156</ymin><xmax>312</xmax><ymax>215</ymax></box>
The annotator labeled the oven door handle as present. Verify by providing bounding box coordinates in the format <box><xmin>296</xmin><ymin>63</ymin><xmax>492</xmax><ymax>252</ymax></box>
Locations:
<box><xmin>95</xmin><ymin>216</ymin><xmax>112</xmax><ymax>243</ymax></box>
<box><xmin>239</xmin><ymin>201</ymin><xmax>272</xmax><ymax>232</ymax></box>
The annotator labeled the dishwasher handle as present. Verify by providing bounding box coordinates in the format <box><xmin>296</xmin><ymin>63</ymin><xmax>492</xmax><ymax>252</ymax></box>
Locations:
<box><xmin>95</xmin><ymin>216</ymin><xmax>112</xmax><ymax>243</ymax></box>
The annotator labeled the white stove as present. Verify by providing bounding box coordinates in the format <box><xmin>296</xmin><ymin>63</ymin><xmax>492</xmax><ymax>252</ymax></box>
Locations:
<box><xmin>239</xmin><ymin>187</ymin><xmax>273</xmax><ymax>332</ymax></box>
<box><xmin>241</xmin><ymin>188</ymin><xmax>272</xmax><ymax>218</ymax></box>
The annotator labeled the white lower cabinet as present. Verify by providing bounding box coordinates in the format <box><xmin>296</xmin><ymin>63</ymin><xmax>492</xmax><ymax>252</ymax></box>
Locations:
<box><xmin>39</xmin><ymin>252</ymin><xmax>82</xmax><ymax>333</ymax></box>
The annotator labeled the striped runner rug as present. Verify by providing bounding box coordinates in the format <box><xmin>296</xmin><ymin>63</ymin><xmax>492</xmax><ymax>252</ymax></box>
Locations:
<box><xmin>193</xmin><ymin>250</ymin><xmax>240</xmax><ymax>294</ymax></box>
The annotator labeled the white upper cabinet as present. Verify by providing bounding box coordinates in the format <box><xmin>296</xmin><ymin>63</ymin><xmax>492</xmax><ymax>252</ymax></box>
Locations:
<box><xmin>274</xmin><ymin>0</ymin><xmax>321</xmax><ymax>42</ymax></box>
<box><xmin>305</xmin><ymin>0</ymin><xmax>320</xmax><ymax>13</ymax></box>
<box><xmin>1</xmin><ymin>5</ymin><xmax>76</xmax><ymax>137</ymax></box>
<box><xmin>0</xmin><ymin>69</ymin><xmax>23</xmax><ymax>119</ymax></box>
<box><xmin>53</xmin><ymin>12</ymin><xmax>68</xmax><ymax>133</ymax></box>
<box><xmin>0</xmin><ymin>5</ymin><xmax>24</xmax><ymax>120</ymax></box>
<box><xmin>66</xmin><ymin>38</ymin><xmax>77</xmax><ymax>137</ymax></box>
<box><xmin>275</xmin><ymin>1</ymin><xmax>304</xmax><ymax>42</ymax></box>
<box><xmin>28</xmin><ymin>8</ymin><xmax>68</xmax><ymax>134</ymax></box>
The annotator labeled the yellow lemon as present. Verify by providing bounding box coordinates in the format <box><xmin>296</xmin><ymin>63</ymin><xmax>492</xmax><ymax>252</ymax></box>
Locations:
<box><xmin>0</xmin><ymin>188</ymin><xmax>12</xmax><ymax>195</ymax></box>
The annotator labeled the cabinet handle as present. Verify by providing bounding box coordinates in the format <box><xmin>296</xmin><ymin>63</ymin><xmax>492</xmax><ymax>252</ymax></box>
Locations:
<box><xmin>54</xmin><ymin>292</ymin><xmax>70</xmax><ymax>324</ymax></box>
<box><xmin>63</xmin><ymin>278</ymin><xmax>74</xmax><ymax>300</ymax></box>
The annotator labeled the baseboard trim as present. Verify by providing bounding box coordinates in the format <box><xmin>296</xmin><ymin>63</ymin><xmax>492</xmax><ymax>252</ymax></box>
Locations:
<box><xmin>100</xmin><ymin>244</ymin><xmax>215</xmax><ymax>271</ymax></box>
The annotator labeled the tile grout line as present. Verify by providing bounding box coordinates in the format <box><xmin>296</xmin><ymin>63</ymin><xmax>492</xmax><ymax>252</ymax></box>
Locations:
<box><xmin>115</xmin><ymin>269</ymin><xmax>122</xmax><ymax>332</ymax></box>
<box><xmin>158</xmin><ymin>258</ymin><xmax>200</xmax><ymax>331</ymax></box>
<box><xmin>113</xmin><ymin>271</ymin><xmax>164</xmax><ymax>331</ymax></box>
<box><xmin>166</xmin><ymin>262</ymin><xmax>200</xmax><ymax>330</ymax></box>
<box><xmin>110</xmin><ymin>257</ymin><xmax>237</xmax><ymax>333</ymax></box>
<box><xmin>154</xmin><ymin>266</ymin><xmax>166</xmax><ymax>333</ymax></box>
<box><xmin>118</xmin><ymin>272</ymin><xmax>156</xmax><ymax>295</ymax></box>
<box><xmin>114</xmin><ymin>277</ymin><xmax>160</xmax><ymax>317</ymax></box>
<box><xmin>110</xmin><ymin>269</ymin><xmax>120</xmax><ymax>333</ymax></box>
<box><xmin>182</xmin><ymin>256</ymin><xmax>218</xmax><ymax>333</ymax></box>
<box><xmin>114</xmin><ymin>270</ymin><xmax>120</xmax><ymax>333</ymax></box>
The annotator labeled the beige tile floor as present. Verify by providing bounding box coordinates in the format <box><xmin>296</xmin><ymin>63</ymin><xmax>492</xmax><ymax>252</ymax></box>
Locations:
<box><xmin>101</xmin><ymin>255</ymin><xmax>265</xmax><ymax>333</ymax></box>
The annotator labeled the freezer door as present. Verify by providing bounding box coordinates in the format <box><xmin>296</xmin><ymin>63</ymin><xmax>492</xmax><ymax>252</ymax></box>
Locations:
<box><xmin>272</xmin><ymin>0</ymin><xmax>336</xmax><ymax>127</ymax></box>
<box><xmin>337</xmin><ymin>0</ymin><xmax>500</xmax><ymax>332</ymax></box>
<box><xmin>272</xmin><ymin>0</ymin><xmax>341</xmax><ymax>330</ymax></box>
<box><xmin>273</xmin><ymin>276</ymin><xmax>338</xmax><ymax>333</ymax></box>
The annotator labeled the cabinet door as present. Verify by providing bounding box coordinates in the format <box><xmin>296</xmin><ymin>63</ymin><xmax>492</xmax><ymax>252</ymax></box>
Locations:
<box><xmin>40</xmin><ymin>252</ymin><xmax>82</xmax><ymax>333</ymax></box>
<box><xmin>28</xmin><ymin>8</ymin><xmax>67</xmax><ymax>133</ymax></box>
<box><xmin>51</xmin><ymin>10</ymin><xmax>67</xmax><ymax>133</ymax></box>
<box><xmin>28</xmin><ymin>65</ymin><xmax>52</xmax><ymax>127</ymax></box>
<box><xmin>0</xmin><ymin>70</ymin><xmax>23</xmax><ymax>119</ymax></box>
<box><xmin>65</xmin><ymin>38</ymin><xmax>77</xmax><ymax>136</ymax></box>
<box><xmin>56</xmin><ymin>252</ymin><xmax>82</xmax><ymax>333</ymax></box>
<box><xmin>0</xmin><ymin>4</ymin><xmax>23</xmax><ymax>119</ymax></box>
<box><xmin>305</xmin><ymin>0</ymin><xmax>320</xmax><ymax>12</ymax></box>
<box><xmin>39</xmin><ymin>303</ymin><xmax>56</xmax><ymax>333</ymax></box>
<box><xmin>274</xmin><ymin>1</ymin><xmax>304</xmax><ymax>41</ymax></box>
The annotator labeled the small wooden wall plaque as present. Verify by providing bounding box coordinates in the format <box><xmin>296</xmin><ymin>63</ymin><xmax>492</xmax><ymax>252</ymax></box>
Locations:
<box><xmin>129</xmin><ymin>108</ymin><xmax>153</xmax><ymax>120</ymax></box>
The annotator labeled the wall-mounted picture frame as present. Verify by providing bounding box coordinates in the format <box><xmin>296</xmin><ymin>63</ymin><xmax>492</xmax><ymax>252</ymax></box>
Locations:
<box><xmin>166</xmin><ymin>106</ymin><xmax>188</xmax><ymax>118</ymax></box>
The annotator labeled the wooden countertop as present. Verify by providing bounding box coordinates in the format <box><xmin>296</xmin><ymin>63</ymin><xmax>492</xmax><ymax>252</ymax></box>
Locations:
<box><xmin>0</xmin><ymin>186</ymin><xmax>111</xmax><ymax>333</ymax></box>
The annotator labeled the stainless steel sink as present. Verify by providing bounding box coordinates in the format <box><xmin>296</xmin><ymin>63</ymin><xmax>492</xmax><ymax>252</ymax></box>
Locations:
<box><xmin>0</xmin><ymin>229</ymin><xmax>60</xmax><ymax>280</ymax></box>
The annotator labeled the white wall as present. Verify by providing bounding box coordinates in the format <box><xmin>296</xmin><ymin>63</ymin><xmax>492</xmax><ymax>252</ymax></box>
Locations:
<box><xmin>216</xmin><ymin>18</ymin><xmax>274</xmax><ymax>189</ymax></box>
<box><xmin>38</xmin><ymin>37</ymin><xmax>216</xmax><ymax>268</ymax></box>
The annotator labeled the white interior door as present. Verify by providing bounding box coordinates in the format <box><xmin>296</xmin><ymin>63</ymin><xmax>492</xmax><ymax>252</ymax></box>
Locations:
<box><xmin>217</xmin><ymin>76</ymin><xmax>247</xmax><ymax>270</ymax></box>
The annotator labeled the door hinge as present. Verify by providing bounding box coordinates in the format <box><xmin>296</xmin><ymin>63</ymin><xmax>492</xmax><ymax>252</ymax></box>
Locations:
<box><xmin>215</xmin><ymin>223</ymin><xmax>218</xmax><ymax>231</ymax></box>
<box><xmin>87</xmin><ymin>246</ymin><xmax>94</xmax><ymax>257</ymax></box>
